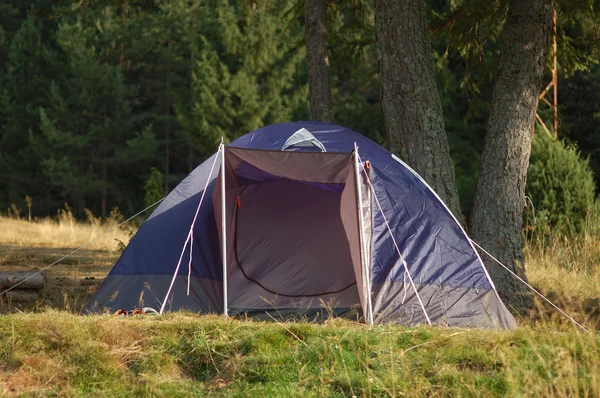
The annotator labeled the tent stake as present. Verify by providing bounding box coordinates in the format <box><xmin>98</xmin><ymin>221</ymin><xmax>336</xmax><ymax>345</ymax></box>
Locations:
<box><xmin>354</xmin><ymin>144</ymin><xmax>374</xmax><ymax>325</ymax></box>
<box><xmin>220</xmin><ymin>140</ymin><xmax>228</xmax><ymax>317</ymax></box>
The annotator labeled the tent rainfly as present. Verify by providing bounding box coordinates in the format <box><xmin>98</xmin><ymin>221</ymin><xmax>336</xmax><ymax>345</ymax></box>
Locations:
<box><xmin>86</xmin><ymin>122</ymin><xmax>517</xmax><ymax>329</ymax></box>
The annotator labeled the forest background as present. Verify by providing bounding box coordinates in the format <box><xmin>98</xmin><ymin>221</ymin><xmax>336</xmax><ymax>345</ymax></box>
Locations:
<box><xmin>2</xmin><ymin>0</ymin><xmax>599</xmax><ymax>221</ymax></box>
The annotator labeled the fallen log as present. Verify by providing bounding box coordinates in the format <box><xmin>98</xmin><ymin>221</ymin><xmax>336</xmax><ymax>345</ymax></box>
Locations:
<box><xmin>5</xmin><ymin>289</ymin><xmax>40</xmax><ymax>302</ymax></box>
<box><xmin>0</xmin><ymin>271</ymin><xmax>46</xmax><ymax>290</ymax></box>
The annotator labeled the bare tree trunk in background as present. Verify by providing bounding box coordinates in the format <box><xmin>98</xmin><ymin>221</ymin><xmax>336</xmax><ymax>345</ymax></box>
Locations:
<box><xmin>305</xmin><ymin>0</ymin><xmax>332</xmax><ymax>122</ymax></box>
<box><xmin>470</xmin><ymin>0</ymin><xmax>553</xmax><ymax>311</ymax></box>
<box><xmin>165</xmin><ymin>39</ymin><xmax>171</xmax><ymax>193</ymax></box>
<box><xmin>373</xmin><ymin>0</ymin><xmax>462</xmax><ymax>220</ymax></box>
<box><xmin>101</xmin><ymin>162</ymin><xmax>107</xmax><ymax>218</ymax></box>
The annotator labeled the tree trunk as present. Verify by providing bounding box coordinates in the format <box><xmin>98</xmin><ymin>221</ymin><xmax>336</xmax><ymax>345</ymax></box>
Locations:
<box><xmin>101</xmin><ymin>162</ymin><xmax>108</xmax><ymax>218</ymax></box>
<box><xmin>165</xmin><ymin>39</ymin><xmax>171</xmax><ymax>193</ymax></box>
<box><xmin>373</xmin><ymin>0</ymin><xmax>462</xmax><ymax>220</ymax></box>
<box><xmin>470</xmin><ymin>0</ymin><xmax>553</xmax><ymax>311</ymax></box>
<box><xmin>304</xmin><ymin>0</ymin><xmax>332</xmax><ymax>122</ymax></box>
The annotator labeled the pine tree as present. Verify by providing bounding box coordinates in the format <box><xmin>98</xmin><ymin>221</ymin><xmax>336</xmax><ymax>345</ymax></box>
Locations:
<box><xmin>173</xmin><ymin>0</ymin><xmax>308</xmax><ymax>158</ymax></box>
<box><xmin>0</xmin><ymin>14</ymin><xmax>59</xmax><ymax>213</ymax></box>
<box><xmin>144</xmin><ymin>167</ymin><xmax>165</xmax><ymax>208</ymax></box>
<box><xmin>31</xmin><ymin>9</ymin><xmax>157</xmax><ymax>217</ymax></box>
<box><xmin>121</xmin><ymin>2</ymin><xmax>189</xmax><ymax>190</ymax></box>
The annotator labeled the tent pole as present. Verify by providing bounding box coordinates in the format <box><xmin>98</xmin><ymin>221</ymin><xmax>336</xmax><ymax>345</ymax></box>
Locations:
<box><xmin>354</xmin><ymin>144</ymin><xmax>374</xmax><ymax>325</ymax></box>
<box><xmin>220</xmin><ymin>141</ymin><xmax>228</xmax><ymax>317</ymax></box>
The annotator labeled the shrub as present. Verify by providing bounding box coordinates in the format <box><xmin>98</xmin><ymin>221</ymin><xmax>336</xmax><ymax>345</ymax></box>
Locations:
<box><xmin>526</xmin><ymin>131</ymin><xmax>596</xmax><ymax>237</ymax></box>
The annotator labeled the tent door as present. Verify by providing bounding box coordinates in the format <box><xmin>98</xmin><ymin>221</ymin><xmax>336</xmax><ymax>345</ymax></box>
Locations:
<box><xmin>213</xmin><ymin>147</ymin><xmax>372</xmax><ymax>320</ymax></box>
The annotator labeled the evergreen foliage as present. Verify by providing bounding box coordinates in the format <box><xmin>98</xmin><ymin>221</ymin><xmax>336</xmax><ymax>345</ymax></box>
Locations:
<box><xmin>527</xmin><ymin>130</ymin><xmax>596</xmax><ymax>236</ymax></box>
<box><xmin>0</xmin><ymin>0</ymin><xmax>600</xmax><ymax>225</ymax></box>
<box><xmin>173</xmin><ymin>0</ymin><xmax>308</xmax><ymax>157</ymax></box>
<box><xmin>559</xmin><ymin>64</ymin><xmax>600</xmax><ymax>189</ymax></box>
<box><xmin>144</xmin><ymin>167</ymin><xmax>164</xmax><ymax>208</ymax></box>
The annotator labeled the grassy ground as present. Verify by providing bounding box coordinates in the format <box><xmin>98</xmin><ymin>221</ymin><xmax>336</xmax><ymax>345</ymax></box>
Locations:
<box><xmin>0</xmin><ymin>213</ymin><xmax>599</xmax><ymax>396</ymax></box>
<box><xmin>0</xmin><ymin>211</ymin><xmax>130</xmax><ymax>312</ymax></box>
<box><xmin>523</xmin><ymin>220</ymin><xmax>600</xmax><ymax>324</ymax></box>
<box><xmin>525</xmin><ymin>238</ymin><xmax>600</xmax><ymax>300</ymax></box>
<box><xmin>0</xmin><ymin>244</ymin><xmax>118</xmax><ymax>313</ymax></box>
<box><xmin>0</xmin><ymin>313</ymin><xmax>598</xmax><ymax>397</ymax></box>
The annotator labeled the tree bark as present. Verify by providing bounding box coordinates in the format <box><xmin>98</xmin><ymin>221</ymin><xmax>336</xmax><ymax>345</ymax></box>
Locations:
<box><xmin>165</xmin><ymin>39</ymin><xmax>171</xmax><ymax>193</ymax></box>
<box><xmin>101</xmin><ymin>162</ymin><xmax>108</xmax><ymax>218</ymax></box>
<box><xmin>373</xmin><ymin>0</ymin><xmax>462</xmax><ymax>220</ymax></box>
<box><xmin>304</xmin><ymin>0</ymin><xmax>332</xmax><ymax>122</ymax></box>
<box><xmin>470</xmin><ymin>0</ymin><xmax>553</xmax><ymax>311</ymax></box>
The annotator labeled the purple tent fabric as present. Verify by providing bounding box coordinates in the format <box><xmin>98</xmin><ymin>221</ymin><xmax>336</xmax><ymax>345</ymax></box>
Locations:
<box><xmin>86</xmin><ymin>121</ymin><xmax>517</xmax><ymax>328</ymax></box>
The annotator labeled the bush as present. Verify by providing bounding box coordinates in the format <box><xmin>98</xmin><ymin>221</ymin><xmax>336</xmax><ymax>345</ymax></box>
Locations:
<box><xmin>526</xmin><ymin>131</ymin><xmax>596</xmax><ymax>236</ymax></box>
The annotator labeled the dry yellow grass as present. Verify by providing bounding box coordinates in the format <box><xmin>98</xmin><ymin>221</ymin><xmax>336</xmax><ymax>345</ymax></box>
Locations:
<box><xmin>521</xmin><ymin>218</ymin><xmax>600</xmax><ymax>329</ymax></box>
<box><xmin>526</xmin><ymin>246</ymin><xmax>600</xmax><ymax>300</ymax></box>
<box><xmin>0</xmin><ymin>209</ymin><xmax>133</xmax><ymax>251</ymax></box>
<box><xmin>524</xmin><ymin>204</ymin><xmax>600</xmax><ymax>300</ymax></box>
<box><xmin>525</xmin><ymin>225</ymin><xmax>600</xmax><ymax>300</ymax></box>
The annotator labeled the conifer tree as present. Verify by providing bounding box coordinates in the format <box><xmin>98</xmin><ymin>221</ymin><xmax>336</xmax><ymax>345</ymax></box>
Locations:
<box><xmin>31</xmin><ymin>11</ymin><xmax>157</xmax><ymax>216</ymax></box>
<box><xmin>174</xmin><ymin>0</ymin><xmax>308</xmax><ymax>157</ymax></box>
<box><xmin>0</xmin><ymin>15</ymin><xmax>58</xmax><ymax>212</ymax></box>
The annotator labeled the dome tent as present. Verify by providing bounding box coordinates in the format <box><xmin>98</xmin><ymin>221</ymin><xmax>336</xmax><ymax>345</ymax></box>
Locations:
<box><xmin>86</xmin><ymin>121</ymin><xmax>516</xmax><ymax>329</ymax></box>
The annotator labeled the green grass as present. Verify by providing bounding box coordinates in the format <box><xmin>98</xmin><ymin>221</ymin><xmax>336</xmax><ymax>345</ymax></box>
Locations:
<box><xmin>1</xmin><ymin>312</ymin><xmax>598</xmax><ymax>397</ymax></box>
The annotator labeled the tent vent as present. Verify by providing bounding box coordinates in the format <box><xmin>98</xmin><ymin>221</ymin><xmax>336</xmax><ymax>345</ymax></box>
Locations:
<box><xmin>281</xmin><ymin>128</ymin><xmax>326</xmax><ymax>152</ymax></box>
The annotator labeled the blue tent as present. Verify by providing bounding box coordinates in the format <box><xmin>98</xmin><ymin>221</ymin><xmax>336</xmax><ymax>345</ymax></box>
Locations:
<box><xmin>87</xmin><ymin>121</ymin><xmax>516</xmax><ymax>328</ymax></box>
